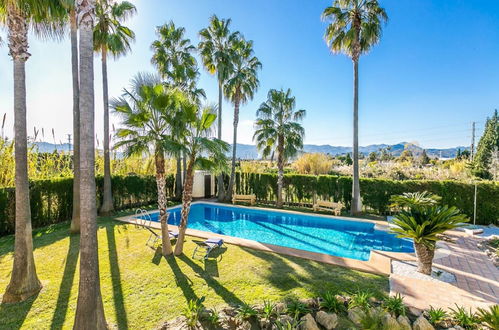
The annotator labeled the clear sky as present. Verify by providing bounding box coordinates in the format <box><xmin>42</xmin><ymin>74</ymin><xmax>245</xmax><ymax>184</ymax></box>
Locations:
<box><xmin>1</xmin><ymin>0</ymin><xmax>498</xmax><ymax>148</ymax></box>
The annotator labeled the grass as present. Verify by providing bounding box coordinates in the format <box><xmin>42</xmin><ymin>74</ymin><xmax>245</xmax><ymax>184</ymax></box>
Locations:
<box><xmin>0</xmin><ymin>214</ymin><xmax>388</xmax><ymax>329</ymax></box>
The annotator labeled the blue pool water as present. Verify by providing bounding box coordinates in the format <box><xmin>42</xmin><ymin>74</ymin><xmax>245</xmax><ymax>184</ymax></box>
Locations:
<box><xmin>142</xmin><ymin>203</ymin><xmax>413</xmax><ymax>261</ymax></box>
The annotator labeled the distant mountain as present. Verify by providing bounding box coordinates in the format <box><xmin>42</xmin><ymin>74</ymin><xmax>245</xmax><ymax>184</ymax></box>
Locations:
<box><xmin>230</xmin><ymin>142</ymin><xmax>469</xmax><ymax>160</ymax></box>
<box><xmin>32</xmin><ymin>141</ymin><xmax>469</xmax><ymax>160</ymax></box>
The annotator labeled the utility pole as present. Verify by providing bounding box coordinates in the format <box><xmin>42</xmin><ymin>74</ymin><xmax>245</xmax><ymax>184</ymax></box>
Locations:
<box><xmin>67</xmin><ymin>134</ymin><xmax>72</xmax><ymax>152</ymax></box>
<box><xmin>470</xmin><ymin>121</ymin><xmax>476</xmax><ymax>161</ymax></box>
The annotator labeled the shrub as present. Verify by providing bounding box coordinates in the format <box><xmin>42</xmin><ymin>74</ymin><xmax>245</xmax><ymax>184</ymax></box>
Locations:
<box><xmin>0</xmin><ymin>174</ymin><xmax>175</xmax><ymax>236</ymax></box>
<box><xmin>286</xmin><ymin>299</ymin><xmax>310</xmax><ymax>319</ymax></box>
<box><xmin>426</xmin><ymin>306</ymin><xmax>448</xmax><ymax>326</ymax></box>
<box><xmin>182</xmin><ymin>297</ymin><xmax>205</xmax><ymax>328</ymax></box>
<box><xmin>477</xmin><ymin>305</ymin><xmax>499</xmax><ymax>329</ymax></box>
<box><xmin>319</xmin><ymin>291</ymin><xmax>345</xmax><ymax>314</ymax></box>
<box><xmin>232</xmin><ymin>172</ymin><xmax>498</xmax><ymax>225</ymax></box>
<box><xmin>382</xmin><ymin>294</ymin><xmax>406</xmax><ymax>317</ymax></box>
<box><xmin>260</xmin><ymin>300</ymin><xmax>277</xmax><ymax>320</ymax></box>
<box><xmin>236</xmin><ymin>303</ymin><xmax>258</xmax><ymax>320</ymax></box>
<box><xmin>292</xmin><ymin>153</ymin><xmax>334</xmax><ymax>175</ymax></box>
<box><xmin>348</xmin><ymin>290</ymin><xmax>372</xmax><ymax>310</ymax></box>
<box><xmin>450</xmin><ymin>305</ymin><xmax>479</xmax><ymax>328</ymax></box>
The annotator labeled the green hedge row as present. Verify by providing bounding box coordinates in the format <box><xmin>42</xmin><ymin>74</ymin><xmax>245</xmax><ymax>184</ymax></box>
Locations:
<box><xmin>0</xmin><ymin>175</ymin><xmax>174</xmax><ymax>236</ymax></box>
<box><xmin>234</xmin><ymin>172</ymin><xmax>499</xmax><ymax>225</ymax></box>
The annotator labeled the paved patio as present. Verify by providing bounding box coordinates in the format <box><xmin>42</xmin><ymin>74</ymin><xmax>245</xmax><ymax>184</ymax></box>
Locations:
<box><xmin>390</xmin><ymin>231</ymin><xmax>499</xmax><ymax>312</ymax></box>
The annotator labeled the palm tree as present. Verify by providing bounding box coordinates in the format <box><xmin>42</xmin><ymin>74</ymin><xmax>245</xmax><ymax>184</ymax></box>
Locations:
<box><xmin>113</xmin><ymin>73</ymin><xmax>184</xmax><ymax>257</ymax></box>
<box><xmin>73</xmin><ymin>0</ymin><xmax>107</xmax><ymax>327</ymax></box>
<box><xmin>390</xmin><ymin>192</ymin><xmax>468</xmax><ymax>275</ymax></box>
<box><xmin>253</xmin><ymin>89</ymin><xmax>306</xmax><ymax>208</ymax></box>
<box><xmin>224</xmin><ymin>37</ymin><xmax>261</xmax><ymax>200</ymax></box>
<box><xmin>174</xmin><ymin>105</ymin><xmax>229</xmax><ymax>255</ymax></box>
<box><xmin>68</xmin><ymin>3</ymin><xmax>80</xmax><ymax>233</ymax></box>
<box><xmin>199</xmin><ymin>15</ymin><xmax>239</xmax><ymax>201</ymax></box>
<box><xmin>322</xmin><ymin>0</ymin><xmax>388</xmax><ymax>216</ymax></box>
<box><xmin>94</xmin><ymin>0</ymin><xmax>136</xmax><ymax>215</ymax></box>
<box><xmin>0</xmin><ymin>0</ymin><xmax>66</xmax><ymax>303</ymax></box>
<box><xmin>151</xmin><ymin>21</ymin><xmax>201</xmax><ymax>199</ymax></box>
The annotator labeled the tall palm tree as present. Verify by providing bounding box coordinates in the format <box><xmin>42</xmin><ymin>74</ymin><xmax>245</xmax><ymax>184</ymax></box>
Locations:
<box><xmin>73</xmin><ymin>0</ymin><xmax>107</xmax><ymax>327</ymax></box>
<box><xmin>151</xmin><ymin>21</ymin><xmax>201</xmax><ymax>199</ymax></box>
<box><xmin>224</xmin><ymin>37</ymin><xmax>261</xmax><ymax>200</ymax></box>
<box><xmin>94</xmin><ymin>0</ymin><xmax>136</xmax><ymax>215</ymax></box>
<box><xmin>254</xmin><ymin>89</ymin><xmax>306</xmax><ymax>208</ymax></box>
<box><xmin>68</xmin><ymin>3</ymin><xmax>80</xmax><ymax>233</ymax></box>
<box><xmin>113</xmin><ymin>73</ymin><xmax>184</xmax><ymax>257</ymax></box>
<box><xmin>174</xmin><ymin>105</ymin><xmax>229</xmax><ymax>255</ymax></box>
<box><xmin>0</xmin><ymin>0</ymin><xmax>66</xmax><ymax>303</ymax></box>
<box><xmin>199</xmin><ymin>15</ymin><xmax>239</xmax><ymax>201</ymax></box>
<box><xmin>322</xmin><ymin>0</ymin><xmax>387</xmax><ymax>215</ymax></box>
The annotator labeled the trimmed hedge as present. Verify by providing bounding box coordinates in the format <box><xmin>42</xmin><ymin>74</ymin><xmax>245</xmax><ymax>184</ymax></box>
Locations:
<box><xmin>234</xmin><ymin>172</ymin><xmax>499</xmax><ymax>225</ymax></box>
<box><xmin>0</xmin><ymin>175</ymin><xmax>174</xmax><ymax>236</ymax></box>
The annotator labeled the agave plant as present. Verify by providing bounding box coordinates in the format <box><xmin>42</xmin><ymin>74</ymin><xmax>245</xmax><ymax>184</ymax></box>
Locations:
<box><xmin>390</xmin><ymin>191</ymin><xmax>468</xmax><ymax>275</ymax></box>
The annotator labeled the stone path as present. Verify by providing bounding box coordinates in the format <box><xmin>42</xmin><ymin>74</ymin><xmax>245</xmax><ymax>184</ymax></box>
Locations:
<box><xmin>390</xmin><ymin>232</ymin><xmax>499</xmax><ymax>312</ymax></box>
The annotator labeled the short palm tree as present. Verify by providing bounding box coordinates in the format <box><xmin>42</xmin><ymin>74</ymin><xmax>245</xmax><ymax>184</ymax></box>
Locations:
<box><xmin>322</xmin><ymin>0</ymin><xmax>388</xmax><ymax>216</ymax></box>
<box><xmin>173</xmin><ymin>105</ymin><xmax>229</xmax><ymax>255</ymax></box>
<box><xmin>113</xmin><ymin>73</ymin><xmax>184</xmax><ymax>257</ymax></box>
<box><xmin>390</xmin><ymin>192</ymin><xmax>468</xmax><ymax>275</ymax></box>
<box><xmin>253</xmin><ymin>89</ymin><xmax>306</xmax><ymax>208</ymax></box>
<box><xmin>94</xmin><ymin>0</ymin><xmax>137</xmax><ymax>215</ymax></box>
<box><xmin>199</xmin><ymin>15</ymin><xmax>239</xmax><ymax>201</ymax></box>
<box><xmin>0</xmin><ymin>0</ymin><xmax>67</xmax><ymax>303</ymax></box>
<box><xmin>151</xmin><ymin>21</ymin><xmax>202</xmax><ymax>199</ymax></box>
<box><xmin>224</xmin><ymin>37</ymin><xmax>261</xmax><ymax>200</ymax></box>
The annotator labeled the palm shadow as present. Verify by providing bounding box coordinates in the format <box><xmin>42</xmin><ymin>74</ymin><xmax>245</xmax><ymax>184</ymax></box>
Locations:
<box><xmin>0</xmin><ymin>290</ymin><xmax>40</xmax><ymax>329</ymax></box>
<box><xmin>178</xmin><ymin>254</ymin><xmax>243</xmax><ymax>306</ymax></box>
<box><xmin>165</xmin><ymin>254</ymin><xmax>199</xmax><ymax>303</ymax></box>
<box><xmin>105</xmin><ymin>224</ymin><xmax>129</xmax><ymax>330</ymax></box>
<box><xmin>50</xmin><ymin>233</ymin><xmax>80</xmax><ymax>330</ymax></box>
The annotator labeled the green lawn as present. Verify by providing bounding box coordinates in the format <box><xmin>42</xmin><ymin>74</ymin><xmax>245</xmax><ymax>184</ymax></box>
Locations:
<box><xmin>0</xmin><ymin>215</ymin><xmax>388</xmax><ymax>329</ymax></box>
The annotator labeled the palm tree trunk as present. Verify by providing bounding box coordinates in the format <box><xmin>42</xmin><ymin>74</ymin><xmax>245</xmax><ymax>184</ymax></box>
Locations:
<box><xmin>175</xmin><ymin>156</ymin><xmax>182</xmax><ymax>200</ymax></box>
<box><xmin>414</xmin><ymin>242</ymin><xmax>435</xmax><ymax>275</ymax></box>
<box><xmin>2</xmin><ymin>7</ymin><xmax>42</xmax><ymax>303</ymax></box>
<box><xmin>100</xmin><ymin>46</ymin><xmax>114</xmax><ymax>215</ymax></box>
<box><xmin>174</xmin><ymin>154</ymin><xmax>196</xmax><ymax>256</ymax></box>
<box><xmin>70</xmin><ymin>8</ymin><xmax>81</xmax><ymax>234</ymax></box>
<box><xmin>217</xmin><ymin>79</ymin><xmax>225</xmax><ymax>202</ymax></box>
<box><xmin>155</xmin><ymin>150</ymin><xmax>173</xmax><ymax>256</ymax></box>
<box><xmin>73</xmin><ymin>1</ymin><xmax>107</xmax><ymax>327</ymax></box>
<box><xmin>227</xmin><ymin>98</ymin><xmax>240</xmax><ymax>201</ymax></box>
<box><xmin>276</xmin><ymin>134</ymin><xmax>285</xmax><ymax>208</ymax></box>
<box><xmin>351</xmin><ymin>59</ymin><xmax>362</xmax><ymax>216</ymax></box>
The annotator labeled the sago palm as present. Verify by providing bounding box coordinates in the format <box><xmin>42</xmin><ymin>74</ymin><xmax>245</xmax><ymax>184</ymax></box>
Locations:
<box><xmin>174</xmin><ymin>105</ymin><xmax>229</xmax><ymax>255</ymax></box>
<box><xmin>322</xmin><ymin>0</ymin><xmax>388</xmax><ymax>215</ymax></box>
<box><xmin>390</xmin><ymin>192</ymin><xmax>468</xmax><ymax>275</ymax></box>
<box><xmin>94</xmin><ymin>0</ymin><xmax>136</xmax><ymax>215</ymax></box>
<box><xmin>199</xmin><ymin>15</ymin><xmax>239</xmax><ymax>201</ymax></box>
<box><xmin>224</xmin><ymin>37</ymin><xmax>261</xmax><ymax>200</ymax></box>
<box><xmin>113</xmin><ymin>73</ymin><xmax>184</xmax><ymax>257</ymax></box>
<box><xmin>253</xmin><ymin>89</ymin><xmax>306</xmax><ymax>208</ymax></box>
<box><xmin>0</xmin><ymin>0</ymin><xmax>67</xmax><ymax>303</ymax></box>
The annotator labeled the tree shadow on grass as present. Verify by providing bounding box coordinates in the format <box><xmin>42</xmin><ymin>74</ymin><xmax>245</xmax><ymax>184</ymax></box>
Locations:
<box><xmin>0</xmin><ymin>292</ymin><xmax>39</xmax><ymax>329</ymax></box>
<box><xmin>178</xmin><ymin>254</ymin><xmax>243</xmax><ymax>306</ymax></box>
<box><xmin>50</xmin><ymin>233</ymin><xmax>79</xmax><ymax>330</ymax></box>
<box><xmin>165</xmin><ymin>254</ymin><xmax>199</xmax><ymax>303</ymax></box>
<box><xmin>105</xmin><ymin>224</ymin><xmax>129</xmax><ymax>330</ymax></box>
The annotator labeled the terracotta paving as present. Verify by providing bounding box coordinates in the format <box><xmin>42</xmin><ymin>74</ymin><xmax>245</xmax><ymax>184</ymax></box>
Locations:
<box><xmin>390</xmin><ymin>232</ymin><xmax>499</xmax><ymax>312</ymax></box>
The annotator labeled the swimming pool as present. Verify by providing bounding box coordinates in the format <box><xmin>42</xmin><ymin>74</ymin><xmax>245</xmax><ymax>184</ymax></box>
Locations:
<box><xmin>140</xmin><ymin>203</ymin><xmax>413</xmax><ymax>261</ymax></box>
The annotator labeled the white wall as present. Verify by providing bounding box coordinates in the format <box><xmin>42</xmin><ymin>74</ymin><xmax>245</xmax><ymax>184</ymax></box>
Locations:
<box><xmin>192</xmin><ymin>170</ymin><xmax>215</xmax><ymax>198</ymax></box>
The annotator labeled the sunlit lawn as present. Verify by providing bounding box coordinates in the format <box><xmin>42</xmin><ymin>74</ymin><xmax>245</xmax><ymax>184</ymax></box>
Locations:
<box><xmin>0</xmin><ymin>214</ymin><xmax>388</xmax><ymax>329</ymax></box>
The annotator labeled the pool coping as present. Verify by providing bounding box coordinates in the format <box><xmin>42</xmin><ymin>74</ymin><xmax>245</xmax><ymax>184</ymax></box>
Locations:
<box><xmin>115</xmin><ymin>201</ymin><xmax>415</xmax><ymax>275</ymax></box>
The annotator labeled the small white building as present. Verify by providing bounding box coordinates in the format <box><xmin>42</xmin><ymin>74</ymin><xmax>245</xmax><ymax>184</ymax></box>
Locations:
<box><xmin>192</xmin><ymin>170</ymin><xmax>216</xmax><ymax>198</ymax></box>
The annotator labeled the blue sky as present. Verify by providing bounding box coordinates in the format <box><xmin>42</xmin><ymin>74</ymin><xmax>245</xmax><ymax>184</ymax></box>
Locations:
<box><xmin>0</xmin><ymin>0</ymin><xmax>498</xmax><ymax>148</ymax></box>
